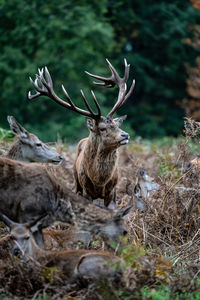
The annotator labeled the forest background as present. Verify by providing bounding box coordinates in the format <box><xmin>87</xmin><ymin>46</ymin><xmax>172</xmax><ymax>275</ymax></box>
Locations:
<box><xmin>0</xmin><ymin>0</ymin><xmax>200</xmax><ymax>142</ymax></box>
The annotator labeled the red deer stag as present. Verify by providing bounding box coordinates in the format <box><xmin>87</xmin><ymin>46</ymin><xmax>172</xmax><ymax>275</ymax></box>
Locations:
<box><xmin>28</xmin><ymin>59</ymin><xmax>135</xmax><ymax>206</ymax></box>
<box><xmin>0</xmin><ymin>157</ymin><xmax>132</xmax><ymax>247</ymax></box>
<box><xmin>6</xmin><ymin>116</ymin><xmax>62</xmax><ymax>163</ymax></box>
<box><xmin>0</xmin><ymin>214</ymin><xmax>124</xmax><ymax>282</ymax></box>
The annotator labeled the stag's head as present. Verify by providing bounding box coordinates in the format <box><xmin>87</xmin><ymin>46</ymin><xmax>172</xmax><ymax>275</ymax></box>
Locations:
<box><xmin>86</xmin><ymin>115</ymin><xmax>129</xmax><ymax>149</ymax></box>
<box><xmin>7</xmin><ymin>116</ymin><xmax>62</xmax><ymax>163</ymax></box>
<box><xmin>28</xmin><ymin>59</ymin><xmax>135</xmax><ymax>149</ymax></box>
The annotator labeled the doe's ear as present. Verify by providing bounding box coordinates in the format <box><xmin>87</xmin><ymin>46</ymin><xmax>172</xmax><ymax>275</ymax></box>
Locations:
<box><xmin>7</xmin><ymin>116</ymin><xmax>29</xmax><ymax>141</ymax></box>
<box><xmin>113</xmin><ymin>115</ymin><xmax>127</xmax><ymax>127</ymax></box>
<box><xmin>113</xmin><ymin>205</ymin><xmax>132</xmax><ymax>221</ymax></box>
<box><xmin>29</xmin><ymin>214</ymin><xmax>47</xmax><ymax>233</ymax></box>
<box><xmin>86</xmin><ymin>118</ymin><xmax>95</xmax><ymax>132</ymax></box>
<box><xmin>0</xmin><ymin>213</ymin><xmax>15</xmax><ymax>231</ymax></box>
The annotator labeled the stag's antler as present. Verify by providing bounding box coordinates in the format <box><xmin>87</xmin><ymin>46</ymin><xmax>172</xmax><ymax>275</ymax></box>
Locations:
<box><xmin>28</xmin><ymin>67</ymin><xmax>101</xmax><ymax>120</ymax></box>
<box><xmin>85</xmin><ymin>59</ymin><xmax>135</xmax><ymax>118</ymax></box>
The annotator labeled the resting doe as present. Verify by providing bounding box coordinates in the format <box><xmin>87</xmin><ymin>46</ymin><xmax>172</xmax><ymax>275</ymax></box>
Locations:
<box><xmin>0</xmin><ymin>157</ymin><xmax>132</xmax><ymax>247</ymax></box>
<box><xmin>6</xmin><ymin>116</ymin><xmax>62</xmax><ymax>163</ymax></box>
<box><xmin>1</xmin><ymin>214</ymin><xmax>124</xmax><ymax>282</ymax></box>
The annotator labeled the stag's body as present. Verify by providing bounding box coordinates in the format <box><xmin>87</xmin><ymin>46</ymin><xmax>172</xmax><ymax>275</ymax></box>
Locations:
<box><xmin>1</xmin><ymin>216</ymin><xmax>123</xmax><ymax>282</ymax></box>
<box><xmin>74</xmin><ymin>133</ymin><xmax>119</xmax><ymax>206</ymax></box>
<box><xmin>0</xmin><ymin>157</ymin><xmax>131</xmax><ymax>246</ymax></box>
<box><xmin>6</xmin><ymin>116</ymin><xmax>62</xmax><ymax>163</ymax></box>
<box><xmin>28</xmin><ymin>59</ymin><xmax>135</xmax><ymax>206</ymax></box>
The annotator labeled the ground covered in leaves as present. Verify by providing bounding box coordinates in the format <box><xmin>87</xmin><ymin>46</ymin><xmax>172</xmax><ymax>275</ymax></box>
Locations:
<box><xmin>1</xmin><ymin>121</ymin><xmax>200</xmax><ymax>299</ymax></box>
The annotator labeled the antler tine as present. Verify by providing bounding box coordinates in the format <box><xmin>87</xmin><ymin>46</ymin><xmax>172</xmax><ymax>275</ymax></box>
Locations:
<box><xmin>28</xmin><ymin>78</ymin><xmax>42</xmax><ymax>100</ymax></box>
<box><xmin>80</xmin><ymin>90</ymin><xmax>102</xmax><ymax>120</ymax></box>
<box><xmin>85</xmin><ymin>59</ymin><xmax>117</xmax><ymax>88</ymax></box>
<box><xmin>85</xmin><ymin>59</ymin><xmax>135</xmax><ymax>118</ymax></box>
<box><xmin>62</xmin><ymin>85</ymin><xmax>77</xmax><ymax>109</ymax></box>
<box><xmin>121</xmin><ymin>79</ymin><xmax>136</xmax><ymax>107</ymax></box>
<box><xmin>80</xmin><ymin>90</ymin><xmax>96</xmax><ymax>115</ymax></box>
<box><xmin>123</xmin><ymin>58</ymin><xmax>130</xmax><ymax>82</ymax></box>
<box><xmin>28</xmin><ymin>67</ymin><xmax>51</xmax><ymax>101</ymax></box>
<box><xmin>107</xmin><ymin>58</ymin><xmax>134</xmax><ymax>118</ymax></box>
<box><xmin>28</xmin><ymin>67</ymin><xmax>102</xmax><ymax>120</ymax></box>
<box><xmin>91</xmin><ymin>90</ymin><xmax>101</xmax><ymax>118</ymax></box>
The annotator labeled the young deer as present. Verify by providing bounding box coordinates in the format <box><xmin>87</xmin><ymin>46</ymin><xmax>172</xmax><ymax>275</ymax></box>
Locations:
<box><xmin>0</xmin><ymin>214</ymin><xmax>124</xmax><ymax>282</ymax></box>
<box><xmin>28</xmin><ymin>59</ymin><xmax>135</xmax><ymax>206</ymax></box>
<box><xmin>6</xmin><ymin>116</ymin><xmax>62</xmax><ymax>164</ymax></box>
<box><xmin>0</xmin><ymin>157</ymin><xmax>132</xmax><ymax>247</ymax></box>
<box><xmin>136</xmin><ymin>168</ymin><xmax>159</xmax><ymax>198</ymax></box>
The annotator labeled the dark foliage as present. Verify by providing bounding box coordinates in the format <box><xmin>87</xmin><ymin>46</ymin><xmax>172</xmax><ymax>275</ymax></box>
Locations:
<box><xmin>0</xmin><ymin>0</ymin><xmax>199</xmax><ymax>141</ymax></box>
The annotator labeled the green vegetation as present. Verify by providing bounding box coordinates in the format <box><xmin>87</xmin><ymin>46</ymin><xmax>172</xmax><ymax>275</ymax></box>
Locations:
<box><xmin>0</xmin><ymin>0</ymin><xmax>199</xmax><ymax>142</ymax></box>
<box><xmin>0</xmin><ymin>128</ymin><xmax>13</xmax><ymax>142</ymax></box>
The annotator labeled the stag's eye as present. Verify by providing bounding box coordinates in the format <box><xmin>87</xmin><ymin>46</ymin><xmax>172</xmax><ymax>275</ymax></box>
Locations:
<box><xmin>25</xmin><ymin>236</ymin><xmax>30</xmax><ymax>240</ymax></box>
<box><xmin>36</xmin><ymin>143</ymin><xmax>42</xmax><ymax>147</ymax></box>
<box><xmin>100</xmin><ymin>128</ymin><xmax>106</xmax><ymax>132</ymax></box>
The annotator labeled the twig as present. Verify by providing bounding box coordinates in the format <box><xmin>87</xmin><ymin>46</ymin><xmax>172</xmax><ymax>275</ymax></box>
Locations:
<box><xmin>133</xmin><ymin>223</ymin><xmax>171</xmax><ymax>247</ymax></box>
<box><xmin>161</xmin><ymin>168</ymin><xmax>192</xmax><ymax>211</ymax></box>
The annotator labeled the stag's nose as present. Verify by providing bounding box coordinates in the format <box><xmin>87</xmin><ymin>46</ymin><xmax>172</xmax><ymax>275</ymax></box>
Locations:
<box><xmin>13</xmin><ymin>248</ymin><xmax>20</xmax><ymax>257</ymax></box>
<box><xmin>59</xmin><ymin>155</ymin><xmax>63</xmax><ymax>161</ymax></box>
<box><xmin>121</xmin><ymin>133</ymin><xmax>129</xmax><ymax>140</ymax></box>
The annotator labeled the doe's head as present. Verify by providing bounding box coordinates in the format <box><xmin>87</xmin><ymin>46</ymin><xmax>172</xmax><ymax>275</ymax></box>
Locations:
<box><xmin>7</xmin><ymin>116</ymin><xmax>62</xmax><ymax>163</ymax></box>
<box><xmin>96</xmin><ymin>205</ymin><xmax>132</xmax><ymax>244</ymax></box>
<box><xmin>0</xmin><ymin>213</ymin><xmax>44</xmax><ymax>259</ymax></box>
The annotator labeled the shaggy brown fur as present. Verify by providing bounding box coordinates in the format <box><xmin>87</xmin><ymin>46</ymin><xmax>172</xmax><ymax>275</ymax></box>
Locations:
<box><xmin>2</xmin><ymin>217</ymin><xmax>124</xmax><ymax>282</ymax></box>
<box><xmin>0</xmin><ymin>157</ymin><xmax>131</xmax><ymax>246</ymax></box>
<box><xmin>74</xmin><ymin>116</ymin><xmax>129</xmax><ymax>206</ymax></box>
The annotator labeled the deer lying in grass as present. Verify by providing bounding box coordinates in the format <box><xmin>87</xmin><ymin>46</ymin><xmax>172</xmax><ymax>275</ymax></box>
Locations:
<box><xmin>28</xmin><ymin>59</ymin><xmax>135</xmax><ymax>206</ymax></box>
<box><xmin>0</xmin><ymin>157</ymin><xmax>132</xmax><ymax>247</ymax></box>
<box><xmin>5</xmin><ymin>116</ymin><xmax>62</xmax><ymax>164</ymax></box>
<box><xmin>133</xmin><ymin>169</ymin><xmax>159</xmax><ymax>212</ymax></box>
<box><xmin>136</xmin><ymin>168</ymin><xmax>159</xmax><ymax>198</ymax></box>
<box><xmin>0</xmin><ymin>214</ymin><xmax>124</xmax><ymax>282</ymax></box>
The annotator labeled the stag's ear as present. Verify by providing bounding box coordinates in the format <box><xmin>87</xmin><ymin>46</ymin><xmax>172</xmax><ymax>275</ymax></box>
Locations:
<box><xmin>7</xmin><ymin>116</ymin><xmax>29</xmax><ymax>142</ymax></box>
<box><xmin>86</xmin><ymin>118</ymin><xmax>95</xmax><ymax>132</ymax></box>
<box><xmin>113</xmin><ymin>115</ymin><xmax>127</xmax><ymax>127</ymax></box>
<box><xmin>113</xmin><ymin>205</ymin><xmax>132</xmax><ymax>221</ymax></box>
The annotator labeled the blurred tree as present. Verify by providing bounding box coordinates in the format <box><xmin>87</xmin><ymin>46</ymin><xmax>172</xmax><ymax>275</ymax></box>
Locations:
<box><xmin>0</xmin><ymin>0</ymin><xmax>115</xmax><ymax>141</ymax></box>
<box><xmin>181</xmin><ymin>2</ymin><xmax>200</xmax><ymax>120</ymax></box>
<box><xmin>181</xmin><ymin>57</ymin><xmax>200</xmax><ymax>120</ymax></box>
<box><xmin>105</xmin><ymin>0</ymin><xmax>200</xmax><ymax>138</ymax></box>
<box><xmin>0</xmin><ymin>0</ymin><xmax>199</xmax><ymax>141</ymax></box>
<box><xmin>190</xmin><ymin>0</ymin><xmax>200</xmax><ymax>10</ymax></box>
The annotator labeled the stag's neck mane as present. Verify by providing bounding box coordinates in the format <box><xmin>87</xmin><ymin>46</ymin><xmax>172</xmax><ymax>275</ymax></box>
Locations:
<box><xmin>83</xmin><ymin>132</ymin><xmax>118</xmax><ymax>183</ymax></box>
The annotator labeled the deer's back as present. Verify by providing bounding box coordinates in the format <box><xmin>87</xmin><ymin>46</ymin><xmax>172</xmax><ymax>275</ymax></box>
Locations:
<box><xmin>45</xmin><ymin>249</ymin><xmax>122</xmax><ymax>279</ymax></box>
<box><xmin>0</xmin><ymin>158</ymin><xmax>56</xmax><ymax>221</ymax></box>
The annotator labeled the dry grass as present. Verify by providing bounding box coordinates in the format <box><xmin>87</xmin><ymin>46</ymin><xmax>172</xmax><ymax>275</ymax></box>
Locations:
<box><xmin>0</xmin><ymin>123</ymin><xmax>200</xmax><ymax>299</ymax></box>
